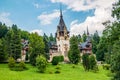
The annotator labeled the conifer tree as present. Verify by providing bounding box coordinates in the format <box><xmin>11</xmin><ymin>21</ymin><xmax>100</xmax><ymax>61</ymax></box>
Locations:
<box><xmin>68</xmin><ymin>35</ymin><xmax>80</xmax><ymax>64</ymax></box>
<box><xmin>29</xmin><ymin>33</ymin><xmax>45</xmax><ymax>66</ymax></box>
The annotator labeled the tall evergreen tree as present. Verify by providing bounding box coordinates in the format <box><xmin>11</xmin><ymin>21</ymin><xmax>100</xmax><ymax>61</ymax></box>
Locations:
<box><xmin>96</xmin><ymin>36</ymin><xmax>108</xmax><ymax>61</ymax></box>
<box><xmin>4</xmin><ymin>29</ymin><xmax>13</xmax><ymax>57</ymax></box>
<box><xmin>82</xmin><ymin>31</ymin><xmax>87</xmax><ymax>42</ymax></box>
<box><xmin>68</xmin><ymin>35</ymin><xmax>80</xmax><ymax>64</ymax></box>
<box><xmin>29</xmin><ymin>33</ymin><xmax>45</xmax><ymax>66</ymax></box>
<box><xmin>11</xmin><ymin>25</ymin><xmax>22</xmax><ymax>59</ymax></box>
<box><xmin>49</xmin><ymin>33</ymin><xmax>55</xmax><ymax>42</ymax></box>
<box><xmin>0</xmin><ymin>23</ymin><xmax>8</xmax><ymax>38</ymax></box>
<box><xmin>110</xmin><ymin>1</ymin><xmax>120</xmax><ymax>79</ymax></box>
<box><xmin>92</xmin><ymin>31</ymin><xmax>100</xmax><ymax>54</ymax></box>
<box><xmin>82</xmin><ymin>54</ymin><xmax>90</xmax><ymax>71</ymax></box>
<box><xmin>0</xmin><ymin>39</ymin><xmax>7</xmax><ymax>62</ymax></box>
<box><xmin>99</xmin><ymin>1</ymin><xmax>120</xmax><ymax>79</ymax></box>
<box><xmin>43</xmin><ymin>33</ymin><xmax>50</xmax><ymax>59</ymax></box>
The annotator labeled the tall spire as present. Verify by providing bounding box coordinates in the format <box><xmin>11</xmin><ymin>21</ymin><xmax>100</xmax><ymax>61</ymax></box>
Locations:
<box><xmin>87</xmin><ymin>26</ymin><xmax>89</xmax><ymax>35</ymax></box>
<box><xmin>60</xmin><ymin>3</ymin><xmax>63</xmax><ymax>18</ymax></box>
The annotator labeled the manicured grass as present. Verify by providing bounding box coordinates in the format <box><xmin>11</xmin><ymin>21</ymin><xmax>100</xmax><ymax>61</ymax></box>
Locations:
<box><xmin>0</xmin><ymin>63</ymin><xmax>111</xmax><ymax>80</ymax></box>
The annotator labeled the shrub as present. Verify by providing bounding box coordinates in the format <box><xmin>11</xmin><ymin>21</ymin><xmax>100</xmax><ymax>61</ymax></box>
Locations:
<box><xmin>55</xmin><ymin>66</ymin><xmax>61</xmax><ymax>70</ymax></box>
<box><xmin>51</xmin><ymin>56</ymin><xmax>59</xmax><ymax>65</ymax></box>
<box><xmin>59</xmin><ymin>56</ymin><xmax>64</xmax><ymax>62</ymax></box>
<box><xmin>8</xmin><ymin>57</ymin><xmax>16</xmax><ymax>68</ymax></box>
<box><xmin>93</xmin><ymin>65</ymin><xmax>99</xmax><ymax>72</ymax></box>
<box><xmin>89</xmin><ymin>55</ymin><xmax>98</xmax><ymax>71</ymax></box>
<box><xmin>103</xmin><ymin>64</ymin><xmax>110</xmax><ymax>70</ymax></box>
<box><xmin>36</xmin><ymin>55</ymin><xmax>47</xmax><ymax>73</ymax></box>
<box><xmin>72</xmin><ymin>65</ymin><xmax>76</xmax><ymax>68</ymax></box>
<box><xmin>55</xmin><ymin>70</ymin><xmax>61</xmax><ymax>74</ymax></box>
<box><xmin>18</xmin><ymin>61</ymin><xmax>27</xmax><ymax>71</ymax></box>
<box><xmin>49</xmin><ymin>71</ymin><xmax>53</xmax><ymax>74</ymax></box>
<box><xmin>82</xmin><ymin>54</ymin><xmax>90</xmax><ymax>71</ymax></box>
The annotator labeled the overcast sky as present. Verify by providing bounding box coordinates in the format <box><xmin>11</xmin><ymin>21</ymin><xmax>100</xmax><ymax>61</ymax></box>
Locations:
<box><xmin>0</xmin><ymin>0</ymin><xmax>117</xmax><ymax>36</ymax></box>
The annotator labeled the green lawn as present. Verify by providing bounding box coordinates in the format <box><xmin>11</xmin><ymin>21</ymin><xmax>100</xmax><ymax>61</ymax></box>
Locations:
<box><xmin>0</xmin><ymin>63</ymin><xmax>111</xmax><ymax>80</ymax></box>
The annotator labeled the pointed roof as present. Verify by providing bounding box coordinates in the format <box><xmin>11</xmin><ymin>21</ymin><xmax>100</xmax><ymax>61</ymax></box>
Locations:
<box><xmin>87</xmin><ymin>26</ymin><xmax>89</xmax><ymax>35</ymax></box>
<box><xmin>57</xmin><ymin>5</ymin><xmax>67</xmax><ymax>32</ymax></box>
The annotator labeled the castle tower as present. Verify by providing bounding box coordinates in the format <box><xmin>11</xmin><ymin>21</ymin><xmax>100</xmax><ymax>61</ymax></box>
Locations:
<box><xmin>56</xmin><ymin>6</ymin><xmax>69</xmax><ymax>58</ymax></box>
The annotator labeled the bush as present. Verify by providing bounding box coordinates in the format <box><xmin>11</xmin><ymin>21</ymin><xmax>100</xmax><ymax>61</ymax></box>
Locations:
<box><xmin>72</xmin><ymin>65</ymin><xmax>76</xmax><ymax>68</ymax></box>
<box><xmin>82</xmin><ymin>54</ymin><xmax>90</xmax><ymax>71</ymax></box>
<box><xmin>8</xmin><ymin>57</ymin><xmax>16</xmax><ymax>68</ymax></box>
<box><xmin>18</xmin><ymin>61</ymin><xmax>27</xmax><ymax>70</ymax></box>
<box><xmin>8</xmin><ymin>57</ymin><xmax>27</xmax><ymax>71</ymax></box>
<box><xmin>36</xmin><ymin>55</ymin><xmax>47</xmax><ymax>73</ymax></box>
<box><xmin>49</xmin><ymin>71</ymin><xmax>53</xmax><ymax>74</ymax></box>
<box><xmin>59</xmin><ymin>56</ymin><xmax>64</xmax><ymax>62</ymax></box>
<box><xmin>55</xmin><ymin>66</ymin><xmax>61</xmax><ymax>70</ymax></box>
<box><xmin>51</xmin><ymin>56</ymin><xmax>59</xmax><ymax>65</ymax></box>
<box><xmin>103</xmin><ymin>64</ymin><xmax>110</xmax><ymax>70</ymax></box>
<box><xmin>89</xmin><ymin>55</ymin><xmax>98</xmax><ymax>70</ymax></box>
<box><xmin>55</xmin><ymin>70</ymin><xmax>61</xmax><ymax>74</ymax></box>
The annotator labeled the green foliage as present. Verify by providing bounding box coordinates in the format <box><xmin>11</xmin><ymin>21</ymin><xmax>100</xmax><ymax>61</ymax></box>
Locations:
<box><xmin>51</xmin><ymin>56</ymin><xmax>64</xmax><ymax>65</ymax></box>
<box><xmin>11</xmin><ymin>24</ymin><xmax>22</xmax><ymax>59</ymax></box>
<box><xmin>89</xmin><ymin>55</ymin><xmax>97</xmax><ymax>70</ymax></box>
<box><xmin>54</xmin><ymin>70</ymin><xmax>61</xmax><ymax>74</ymax></box>
<box><xmin>8</xmin><ymin>57</ymin><xmax>16</xmax><ymax>68</ymax></box>
<box><xmin>55</xmin><ymin>66</ymin><xmax>61</xmax><ymax>70</ymax></box>
<box><xmin>92</xmin><ymin>31</ymin><xmax>100</xmax><ymax>54</ymax></box>
<box><xmin>29</xmin><ymin>33</ymin><xmax>45</xmax><ymax>66</ymax></box>
<box><xmin>0</xmin><ymin>64</ymin><xmax>111</xmax><ymax>80</ymax></box>
<box><xmin>51</xmin><ymin>56</ymin><xmax>59</xmax><ymax>65</ymax></box>
<box><xmin>82</xmin><ymin>54</ymin><xmax>90</xmax><ymax>71</ymax></box>
<box><xmin>76</xmin><ymin>34</ymin><xmax>82</xmax><ymax>42</ymax></box>
<box><xmin>82</xmin><ymin>32</ymin><xmax>87</xmax><ymax>42</ymax></box>
<box><xmin>36</xmin><ymin>55</ymin><xmax>47</xmax><ymax>73</ymax></box>
<box><xmin>82</xmin><ymin>54</ymin><xmax>98</xmax><ymax>72</ymax></box>
<box><xmin>4</xmin><ymin>29</ymin><xmax>13</xmax><ymax>58</ymax></box>
<box><xmin>68</xmin><ymin>35</ymin><xmax>80</xmax><ymax>64</ymax></box>
<box><xmin>59</xmin><ymin>55</ymin><xmax>64</xmax><ymax>62</ymax></box>
<box><xmin>106</xmin><ymin>1</ymin><xmax>120</xmax><ymax>80</ymax></box>
<box><xmin>0</xmin><ymin>23</ymin><xmax>8</xmax><ymax>38</ymax></box>
<box><xmin>20</xmin><ymin>30</ymin><xmax>29</xmax><ymax>40</ymax></box>
<box><xmin>0</xmin><ymin>39</ymin><xmax>7</xmax><ymax>62</ymax></box>
<box><xmin>96</xmin><ymin>36</ymin><xmax>108</xmax><ymax>61</ymax></box>
<box><xmin>43</xmin><ymin>33</ymin><xmax>50</xmax><ymax>60</ymax></box>
<box><xmin>103</xmin><ymin>64</ymin><xmax>110</xmax><ymax>70</ymax></box>
<box><xmin>104</xmin><ymin>53</ymin><xmax>111</xmax><ymax>64</ymax></box>
<box><xmin>49</xmin><ymin>33</ymin><xmax>55</xmax><ymax>42</ymax></box>
<box><xmin>12</xmin><ymin>61</ymin><xmax>27</xmax><ymax>71</ymax></box>
<box><xmin>18</xmin><ymin>61</ymin><xmax>27</xmax><ymax>70</ymax></box>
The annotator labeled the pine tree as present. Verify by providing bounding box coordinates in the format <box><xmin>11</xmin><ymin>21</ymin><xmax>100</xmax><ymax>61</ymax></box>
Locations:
<box><xmin>0</xmin><ymin>23</ymin><xmax>8</xmax><ymax>38</ymax></box>
<box><xmin>82</xmin><ymin>54</ymin><xmax>90</xmax><ymax>71</ymax></box>
<box><xmin>68</xmin><ymin>35</ymin><xmax>80</xmax><ymax>64</ymax></box>
<box><xmin>92</xmin><ymin>31</ymin><xmax>100</xmax><ymax>54</ymax></box>
<box><xmin>43</xmin><ymin>33</ymin><xmax>50</xmax><ymax>59</ymax></box>
<box><xmin>82</xmin><ymin>32</ymin><xmax>87</xmax><ymax>42</ymax></box>
<box><xmin>0</xmin><ymin>39</ymin><xmax>7</xmax><ymax>62</ymax></box>
<box><xmin>11</xmin><ymin>25</ymin><xmax>22</xmax><ymax>60</ymax></box>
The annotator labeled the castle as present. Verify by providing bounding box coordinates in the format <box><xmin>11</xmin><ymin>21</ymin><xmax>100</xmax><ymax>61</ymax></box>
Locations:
<box><xmin>49</xmin><ymin>8</ymin><xmax>92</xmax><ymax>61</ymax></box>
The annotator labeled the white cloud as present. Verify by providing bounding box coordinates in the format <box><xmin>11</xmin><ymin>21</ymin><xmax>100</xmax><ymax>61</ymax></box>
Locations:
<box><xmin>0</xmin><ymin>12</ymin><xmax>12</xmax><ymax>26</ymax></box>
<box><xmin>33</xmin><ymin>3</ymin><xmax>40</xmax><ymax>8</ymax></box>
<box><xmin>30</xmin><ymin>29</ymin><xmax>43</xmax><ymax>36</ymax></box>
<box><xmin>37</xmin><ymin>10</ymin><xmax>60</xmax><ymax>25</ymax></box>
<box><xmin>51</xmin><ymin>0</ymin><xmax>116</xmax><ymax>36</ymax></box>
<box><xmin>51</xmin><ymin>0</ymin><xmax>116</xmax><ymax>11</ymax></box>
